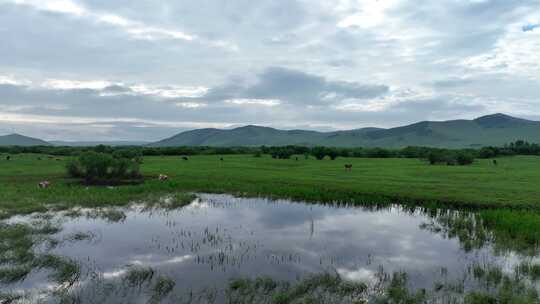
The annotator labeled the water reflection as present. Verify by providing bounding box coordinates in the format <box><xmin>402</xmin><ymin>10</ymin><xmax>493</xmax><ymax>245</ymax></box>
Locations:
<box><xmin>1</xmin><ymin>194</ymin><xmax>539</xmax><ymax>303</ymax></box>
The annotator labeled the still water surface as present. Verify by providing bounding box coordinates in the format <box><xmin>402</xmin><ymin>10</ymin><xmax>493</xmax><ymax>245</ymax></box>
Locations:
<box><xmin>4</xmin><ymin>194</ymin><xmax>538</xmax><ymax>303</ymax></box>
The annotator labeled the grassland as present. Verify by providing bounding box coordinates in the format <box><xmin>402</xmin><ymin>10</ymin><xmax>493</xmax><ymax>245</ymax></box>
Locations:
<box><xmin>2</xmin><ymin>154</ymin><xmax>540</xmax><ymax>303</ymax></box>
<box><xmin>2</xmin><ymin>154</ymin><xmax>540</xmax><ymax>217</ymax></box>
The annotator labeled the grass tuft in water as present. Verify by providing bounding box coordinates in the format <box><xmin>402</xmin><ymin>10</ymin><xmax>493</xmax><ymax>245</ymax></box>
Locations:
<box><xmin>33</xmin><ymin>254</ymin><xmax>81</xmax><ymax>285</ymax></box>
<box><xmin>0</xmin><ymin>265</ymin><xmax>33</xmax><ymax>284</ymax></box>
<box><xmin>124</xmin><ymin>266</ymin><xmax>155</xmax><ymax>288</ymax></box>
<box><xmin>228</xmin><ymin>273</ymin><xmax>367</xmax><ymax>303</ymax></box>
<box><xmin>0</xmin><ymin>292</ymin><xmax>22</xmax><ymax>304</ymax></box>
<box><xmin>516</xmin><ymin>262</ymin><xmax>540</xmax><ymax>281</ymax></box>
<box><xmin>149</xmin><ymin>276</ymin><xmax>175</xmax><ymax>303</ymax></box>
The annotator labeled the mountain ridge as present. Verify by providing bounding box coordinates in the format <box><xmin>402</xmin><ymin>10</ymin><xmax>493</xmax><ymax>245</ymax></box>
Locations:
<box><xmin>2</xmin><ymin>113</ymin><xmax>540</xmax><ymax>148</ymax></box>
<box><xmin>0</xmin><ymin>134</ymin><xmax>51</xmax><ymax>147</ymax></box>
<box><xmin>150</xmin><ymin>113</ymin><xmax>540</xmax><ymax>148</ymax></box>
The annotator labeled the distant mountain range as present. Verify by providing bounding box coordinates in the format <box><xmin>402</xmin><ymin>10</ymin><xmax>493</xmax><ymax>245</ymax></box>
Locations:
<box><xmin>49</xmin><ymin>141</ymin><xmax>150</xmax><ymax>147</ymax></box>
<box><xmin>0</xmin><ymin>134</ymin><xmax>51</xmax><ymax>147</ymax></box>
<box><xmin>150</xmin><ymin>114</ymin><xmax>540</xmax><ymax>148</ymax></box>
<box><xmin>2</xmin><ymin>114</ymin><xmax>540</xmax><ymax>148</ymax></box>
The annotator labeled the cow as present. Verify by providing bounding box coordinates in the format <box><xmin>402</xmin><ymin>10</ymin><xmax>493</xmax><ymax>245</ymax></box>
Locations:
<box><xmin>182</xmin><ymin>156</ymin><xmax>189</xmax><ymax>161</ymax></box>
<box><xmin>344</xmin><ymin>164</ymin><xmax>353</xmax><ymax>171</ymax></box>
<box><xmin>220</xmin><ymin>157</ymin><xmax>224</xmax><ymax>161</ymax></box>
<box><xmin>493</xmin><ymin>159</ymin><xmax>498</xmax><ymax>166</ymax></box>
<box><xmin>38</xmin><ymin>181</ymin><xmax>51</xmax><ymax>189</ymax></box>
<box><xmin>158</xmin><ymin>174</ymin><xmax>169</xmax><ymax>181</ymax></box>
<box><xmin>6</xmin><ymin>156</ymin><xmax>10</xmax><ymax>161</ymax></box>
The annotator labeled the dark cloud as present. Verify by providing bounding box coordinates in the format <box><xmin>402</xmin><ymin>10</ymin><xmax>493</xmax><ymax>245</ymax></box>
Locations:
<box><xmin>199</xmin><ymin>67</ymin><xmax>389</xmax><ymax>105</ymax></box>
<box><xmin>431</xmin><ymin>78</ymin><xmax>474</xmax><ymax>88</ymax></box>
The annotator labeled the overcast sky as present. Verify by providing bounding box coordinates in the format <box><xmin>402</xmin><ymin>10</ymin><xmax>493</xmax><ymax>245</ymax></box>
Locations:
<box><xmin>1</xmin><ymin>0</ymin><xmax>539</xmax><ymax>141</ymax></box>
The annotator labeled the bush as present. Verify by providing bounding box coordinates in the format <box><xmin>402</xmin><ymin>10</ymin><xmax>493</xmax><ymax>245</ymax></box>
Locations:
<box><xmin>456</xmin><ymin>152</ymin><xmax>474</xmax><ymax>166</ymax></box>
<box><xmin>66</xmin><ymin>152</ymin><xmax>141</xmax><ymax>182</ymax></box>
<box><xmin>426</xmin><ymin>150</ymin><xmax>475</xmax><ymax>166</ymax></box>
<box><xmin>427</xmin><ymin>151</ymin><xmax>450</xmax><ymax>165</ymax></box>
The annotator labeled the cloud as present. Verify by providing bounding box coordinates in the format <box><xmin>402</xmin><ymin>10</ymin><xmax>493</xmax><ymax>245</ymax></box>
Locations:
<box><xmin>1</xmin><ymin>0</ymin><xmax>540</xmax><ymax>140</ymax></box>
<box><xmin>200</xmin><ymin>67</ymin><xmax>389</xmax><ymax>106</ymax></box>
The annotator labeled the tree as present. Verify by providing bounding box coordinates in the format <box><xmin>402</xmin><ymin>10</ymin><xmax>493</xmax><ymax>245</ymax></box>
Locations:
<box><xmin>311</xmin><ymin>147</ymin><xmax>327</xmax><ymax>160</ymax></box>
<box><xmin>456</xmin><ymin>152</ymin><xmax>474</xmax><ymax>166</ymax></box>
<box><xmin>327</xmin><ymin>149</ymin><xmax>338</xmax><ymax>160</ymax></box>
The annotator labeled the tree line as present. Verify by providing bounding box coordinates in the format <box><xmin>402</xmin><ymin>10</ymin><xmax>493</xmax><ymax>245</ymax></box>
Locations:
<box><xmin>2</xmin><ymin>140</ymin><xmax>540</xmax><ymax>165</ymax></box>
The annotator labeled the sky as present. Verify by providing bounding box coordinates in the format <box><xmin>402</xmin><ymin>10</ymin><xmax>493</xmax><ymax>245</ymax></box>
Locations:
<box><xmin>0</xmin><ymin>0</ymin><xmax>539</xmax><ymax>141</ymax></box>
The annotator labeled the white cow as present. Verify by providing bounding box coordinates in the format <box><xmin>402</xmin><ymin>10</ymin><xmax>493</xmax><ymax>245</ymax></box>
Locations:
<box><xmin>38</xmin><ymin>181</ymin><xmax>51</xmax><ymax>189</ymax></box>
<box><xmin>158</xmin><ymin>174</ymin><xmax>169</xmax><ymax>181</ymax></box>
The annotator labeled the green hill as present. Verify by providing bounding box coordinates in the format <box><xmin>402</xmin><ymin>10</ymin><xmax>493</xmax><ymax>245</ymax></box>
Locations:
<box><xmin>150</xmin><ymin>114</ymin><xmax>540</xmax><ymax>148</ymax></box>
<box><xmin>0</xmin><ymin>134</ymin><xmax>51</xmax><ymax>146</ymax></box>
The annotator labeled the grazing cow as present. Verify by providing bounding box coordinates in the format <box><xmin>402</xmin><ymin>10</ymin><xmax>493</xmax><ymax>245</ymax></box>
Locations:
<box><xmin>344</xmin><ymin>164</ymin><xmax>353</xmax><ymax>171</ymax></box>
<box><xmin>493</xmin><ymin>159</ymin><xmax>498</xmax><ymax>166</ymax></box>
<box><xmin>38</xmin><ymin>181</ymin><xmax>51</xmax><ymax>189</ymax></box>
<box><xmin>220</xmin><ymin>157</ymin><xmax>224</xmax><ymax>161</ymax></box>
<box><xmin>158</xmin><ymin>174</ymin><xmax>169</xmax><ymax>181</ymax></box>
<box><xmin>295</xmin><ymin>157</ymin><xmax>299</xmax><ymax>161</ymax></box>
<box><xmin>56</xmin><ymin>158</ymin><xmax>62</xmax><ymax>161</ymax></box>
<box><xmin>6</xmin><ymin>156</ymin><xmax>10</xmax><ymax>161</ymax></box>
<box><xmin>182</xmin><ymin>156</ymin><xmax>189</xmax><ymax>161</ymax></box>
<box><xmin>37</xmin><ymin>157</ymin><xmax>42</xmax><ymax>161</ymax></box>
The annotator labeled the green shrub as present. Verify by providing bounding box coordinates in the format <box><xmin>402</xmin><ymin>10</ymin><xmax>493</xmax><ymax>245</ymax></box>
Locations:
<box><xmin>456</xmin><ymin>152</ymin><xmax>475</xmax><ymax>166</ymax></box>
<box><xmin>66</xmin><ymin>152</ymin><xmax>141</xmax><ymax>182</ymax></box>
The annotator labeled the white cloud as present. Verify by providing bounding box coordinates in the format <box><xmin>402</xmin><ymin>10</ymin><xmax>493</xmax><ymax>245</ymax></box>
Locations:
<box><xmin>336</xmin><ymin>0</ymin><xmax>402</xmax><ymax>29</ymax></box>
<box><xmin>130</xmin><ymin>84</ymin><xmax>208</xmax><ymax>98</ymax></box>
<box><xmin>462</xmin><ymin>23</ymin><xmax>540</xmax><ymax>79</ymax></box>
<box><xmin>225</xmin><ymin>99</ymin><xmax>281</xmax><ymax>107</ymax></box>
<box><xmin>42</xmin><ymin>79</ymin><xmax>112</xmax><ymax>90</ymax></box>
<box><xmin>9</xmin><ymin>0</ymin><xmax>199</xmax><ymax>43</ymax></box>
<box><xmin>14</xmin><ymin>0</ymin><xmax>86</xmax><ymax>15</ymax></box>
<box><xmin>36</xmin><ymin>78</ymin><xmax>209</xmax><ymax>98</ymax></box>
<box><xmin>175</xmin><ymin>102</ymin><xmax>207</xmax><ymax>108</ymax></box>
<box><xmin>0</xmin><ymin>75</ymin><xmax>30</xmax><ymax>86</ymax></box>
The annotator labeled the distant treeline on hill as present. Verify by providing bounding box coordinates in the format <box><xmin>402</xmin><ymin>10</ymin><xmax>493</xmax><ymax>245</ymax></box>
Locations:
<box><xmin>0</xmin><ymin>140</ymin><xmax>539</xmax><ymax>160</ymax></box>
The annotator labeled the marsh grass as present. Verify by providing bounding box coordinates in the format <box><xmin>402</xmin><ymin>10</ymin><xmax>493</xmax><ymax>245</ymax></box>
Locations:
<box><xmin>0</xmin><ymin>220</ymin><xmax>80</xmax><ymax>291</ymax></box>
<box><xmin>420</xmin><ymin>209</ymin><xmax>540</xmax><ymax>256</ymax></box>
<box><xmin>64</xmin><ymin>231</ymin><xmax>94</xmax><ymax>242</ymax></box>
<box><xmin>0</xmin><ymin>292</ymin><xmax>22</xmax><ymax>304</ymax></box>
<box><xmin>33</xmin><ymin>254</ymin><xmax>80</xmax><ymax>285</ymax></box>
<box><xmin>227</xmin><ymin>268</ymin><xmax>540</xmax><ymax>304</ymax></box>
<box><xmin>516</xmin><ymin>262</ymin><xmax>540</xmax><ymax>281</ymax></box>
<box><xmin>86</xmin><ymin>208</ymin><xmax>127</xmax><ymax>223</ymax></box>
<box><xmin>149</xmin><ymin>276</ymin><xmax>175</xmax><ymax>303</ymax></box>
<box><xmin>0</xmin><ymin>265</ymin><xmax>33</xmax><ymax>284</ymax></box>
<box><xmin>124</xmin><ymin>266</ymin><xmax>155</xmax><ymax>288</ymax></box>
<box><xmin>228</xmin><ymin>273</ymin><xmax>368</xmax><ymax>304</ymax></box>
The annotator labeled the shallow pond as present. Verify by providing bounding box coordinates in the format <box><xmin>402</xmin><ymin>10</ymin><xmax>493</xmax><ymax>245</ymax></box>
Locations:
<box><xmin>2</xmin><ymin>194</ymin><xmax>539</xmax><ymax>303</ymax></box>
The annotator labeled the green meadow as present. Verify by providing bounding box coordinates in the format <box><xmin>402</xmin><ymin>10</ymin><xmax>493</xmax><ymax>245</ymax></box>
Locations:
<box><xmin>2</xmin><ymin>153</ymin><xmax>540</xmax><ymax>303</ymax></box>
<box><xmin>2</xmin><ymin>154</ymin><xmax>540</xmax><ymax>217</ymax></box>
